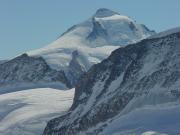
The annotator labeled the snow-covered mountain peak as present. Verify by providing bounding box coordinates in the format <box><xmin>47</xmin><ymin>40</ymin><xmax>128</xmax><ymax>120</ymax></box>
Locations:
<box><xmin>93</xmin><ymin>8</ymin><xmax>133</xmax><ymax>23</ymax></box>
<box><xmin>27</xmin><ymin>9</ymin><xmax>155</xmax><ymax>86</ymax></box>
<box><xmin>94</xmin><ymin>8</ymin><xmax>119</xmax><ymax>18</ymax></box>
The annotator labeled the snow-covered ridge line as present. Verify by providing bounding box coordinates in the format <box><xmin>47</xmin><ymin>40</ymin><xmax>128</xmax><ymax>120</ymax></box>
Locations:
<box><xmin>149</xmin><ymin>26</ymin><xmax>180</xmax><ymax>39</ymax></box>
<box><xmin>0</xmin><ymin>82</ymin><xmax>68</xmax><ymax>95</ymax></box>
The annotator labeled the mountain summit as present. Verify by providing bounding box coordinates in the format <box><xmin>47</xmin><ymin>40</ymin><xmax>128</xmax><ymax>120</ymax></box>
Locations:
<box><xmin>94</xmin><ymin>8</ymin><xmax>119</xmax><ymax>18</ymax></box>
<box><xmin>27</xmin><ymin>8</ymin><xmax>155</xmax><ymax>86</ymax></box>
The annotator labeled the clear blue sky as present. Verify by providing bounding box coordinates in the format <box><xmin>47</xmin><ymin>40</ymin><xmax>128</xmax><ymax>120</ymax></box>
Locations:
<box><xmin>0</xmin><ymin>0</ymin><xmax>180</xmax><ymax>59</ymax></box>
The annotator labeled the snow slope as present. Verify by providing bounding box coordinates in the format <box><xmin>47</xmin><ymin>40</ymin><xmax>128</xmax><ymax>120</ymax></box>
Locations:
<box><xmin>100</xmin><ymin>101</ymin><xmax>180</xmax><ymax>135</ymax></box>
<box><xmin>0</xmin><ymin>88</ymin><xmax>74</xmax><ymax>135</ymax></box>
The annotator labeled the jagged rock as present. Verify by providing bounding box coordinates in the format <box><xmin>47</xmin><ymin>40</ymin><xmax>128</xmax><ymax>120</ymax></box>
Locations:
<box><xmin>43</xmin><ymin>29</ymin><xmax>180</xmax><ymax>135</ymax></box>
<box><xmin>0</xmin><ymin>54</ymin><xmax>71</xmax><ymax>93</ymax></box>
<box><xmin>66</xmin><ymin>50</ymin><xmax>92</xmax><ymax>86</ymax></box>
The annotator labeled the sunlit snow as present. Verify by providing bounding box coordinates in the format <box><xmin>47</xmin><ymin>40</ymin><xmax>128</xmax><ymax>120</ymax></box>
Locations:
<box><xmin>0</xmin><ymin>88</ymin><xmax>74</xmax><ymax>135</ymax></box>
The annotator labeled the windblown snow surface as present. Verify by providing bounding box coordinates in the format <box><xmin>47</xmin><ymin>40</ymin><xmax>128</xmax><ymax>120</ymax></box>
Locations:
<box><xmin>0</xmin><ymin>88</ymin><xmax>74</xmax><ymax>135</ymax></box>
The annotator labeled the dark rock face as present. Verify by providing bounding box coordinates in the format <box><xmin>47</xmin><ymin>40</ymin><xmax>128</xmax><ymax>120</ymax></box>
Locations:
<box><xmin>87</xmin><ymin>17</ymin><xmax>108</xmax><ymax>43</ymax></box>
<box><xmin>43</xmin><ymin>32</ymin><xmax>180</xmax><ymax>135</ymax></box>
<box><xmin>66</xmin><ymin>50</ymin><xmax>88</xmax><ymax>86</ymax></box>
<box><xmin>0</xmin><ymin>54</ymin><xmax>71</xmax><ymax>93</ymax></box>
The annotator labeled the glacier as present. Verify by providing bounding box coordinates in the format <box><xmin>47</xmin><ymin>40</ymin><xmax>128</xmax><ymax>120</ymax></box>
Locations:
<box><xmin>0</xmin><ymin>88</ymin><xmax>74</xmax><ymax>135</ymax></box>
